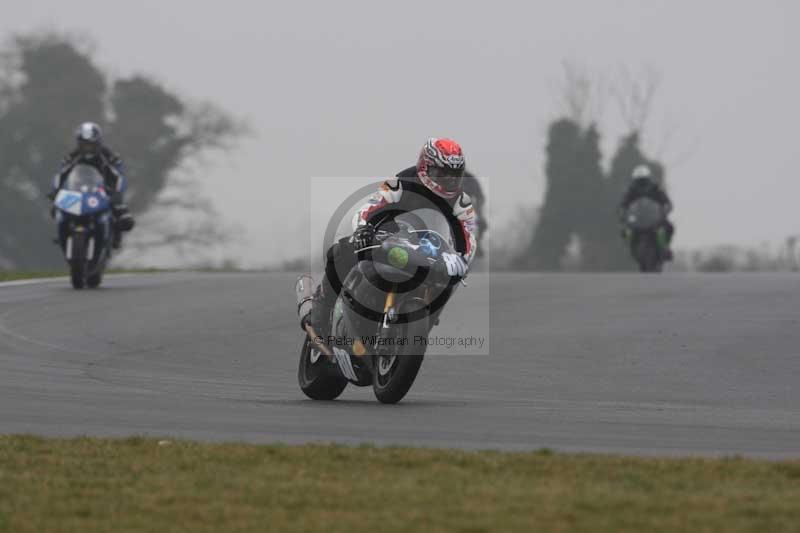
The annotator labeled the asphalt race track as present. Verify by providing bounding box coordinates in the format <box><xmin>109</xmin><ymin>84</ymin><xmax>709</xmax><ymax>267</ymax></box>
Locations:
<box><xmin>1</xmin><ymin>272</ymin><xmax>798</xmax><ymax>458</ymax></box>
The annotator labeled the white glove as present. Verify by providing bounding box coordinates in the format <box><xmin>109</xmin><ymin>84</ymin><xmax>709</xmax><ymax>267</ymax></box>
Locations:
<box><xmin>442</xmin><ymin>253</ymin><xmax>468</xmax><ymax>277</ymax></box>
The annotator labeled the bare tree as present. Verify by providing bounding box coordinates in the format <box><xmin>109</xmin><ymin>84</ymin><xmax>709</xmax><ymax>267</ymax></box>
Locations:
<box><xmin>115</xmin><ymin>162</ymin><xmax>244</xmax><ymax>266</ymax></box>
<box><xmin>610</xmin><ymin>65</ymin><xmax>661</xmax><ymax>133</ymax></box>
<box><xmin>555</xmin><ymin>61</ymin><xmax>607</xmax><ymax>128</ymax></box>
<box><xmin>0</xmin><ymin>32</ymin><xmax>249</xmax><ymax>269</ymax></box>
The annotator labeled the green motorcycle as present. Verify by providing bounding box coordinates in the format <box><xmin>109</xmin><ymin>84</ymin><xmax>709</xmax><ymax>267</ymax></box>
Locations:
<box><xmin>622</xmin><ymin>197</ymin><xmax>669</xmax><ymax>273</ymax></box>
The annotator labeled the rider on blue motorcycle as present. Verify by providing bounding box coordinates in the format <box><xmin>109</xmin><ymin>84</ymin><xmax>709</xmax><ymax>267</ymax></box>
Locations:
<box><xmin>301</xmin><ymin>137</ymin><xmax>478</xmax><ymax>339</ymax></box>
<box><xmin>50</xmin><ymin>122</ymin><xmax>134</xmax><ymax>248</ymax></box>
<box><xmin>619</xmin><ymin>164</ymin><xmax>674</xmax><ymax>259</ymax></box>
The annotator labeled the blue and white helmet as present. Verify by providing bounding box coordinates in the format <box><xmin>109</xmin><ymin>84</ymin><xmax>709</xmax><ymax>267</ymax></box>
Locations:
<box><xmin>75</xmin><ymin>122</ymin><xmax>102</xmax><ymax>146</ymax></box>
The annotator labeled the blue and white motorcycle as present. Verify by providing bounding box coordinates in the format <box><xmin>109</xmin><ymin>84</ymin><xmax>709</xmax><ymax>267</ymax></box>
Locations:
<box><xmin>53</xmin><ymin>164</ymin><xmax>113</xmax><ymax>289</ymax></box>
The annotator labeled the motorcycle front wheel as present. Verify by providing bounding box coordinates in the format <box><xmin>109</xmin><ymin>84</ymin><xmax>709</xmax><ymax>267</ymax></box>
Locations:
<box><xmin>372</xmin><ymin>316</ymin><xmax>428</xmax><ymax>404</ymax></box>
<box><xmin>635</xmin><ymin>239</ymin><xmax>661</xmax><ymax>273</ymax></box>
<box><xmin>69</xmin><ymin>234</ymin><xmax>87</xmax><ymax>290</ymax></box>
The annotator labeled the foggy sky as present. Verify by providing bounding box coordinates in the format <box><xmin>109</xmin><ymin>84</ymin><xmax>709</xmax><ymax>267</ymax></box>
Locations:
<box><xmin>3</xmin><ymin>0</ymin><xmax>798</xmax><ymax>266</ymax></box>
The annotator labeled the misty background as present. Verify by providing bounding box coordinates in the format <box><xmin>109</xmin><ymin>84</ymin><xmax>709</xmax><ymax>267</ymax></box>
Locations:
<box><xmin>1</xmin><ymin>0</ymin><xmax>798</xmax><ymax>270</ymax></box>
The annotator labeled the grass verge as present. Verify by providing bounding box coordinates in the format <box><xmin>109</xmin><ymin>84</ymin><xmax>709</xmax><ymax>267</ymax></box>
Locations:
<box><xmin>0</xmin><ymin>269</ymin><xmax>276</xmax><ymax>283</ymax></box>
<box><xmin>1</xmin><ymin>436</ymin><xmax>799</xmax><ymax>532</ymax></box>
<box><xmin>0</xmin><ymin>269</ymin><xmax>170</xmax><ymax>283</ymax></box>
<box><xmin>0</xmin><ymin>271</ymin><xmax>65</xmax><ymax>282</ymax></box>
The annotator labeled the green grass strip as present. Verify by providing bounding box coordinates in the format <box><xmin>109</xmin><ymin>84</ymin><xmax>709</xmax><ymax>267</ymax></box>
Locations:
<box><xmin>0</xmin><ymin>271</ymin><xmax>65</xmax><ymax>282</ymax></box>
<box><xmin>0</xmin><ymin>269</ymin><xmax>173</xmax><ymax>282</ymax></box>
<box><xmin>1</xmin><ymin>436</ymin><xmax>799</xmax><ymax>532</ymax></box>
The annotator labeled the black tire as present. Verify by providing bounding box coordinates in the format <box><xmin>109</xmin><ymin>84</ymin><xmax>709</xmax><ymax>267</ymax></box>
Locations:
<box><xmin>87</xmin><ymin>271</ymin><xmax>103</xmax><ymax>289</ymax></box>
<box><xmin>298</xmin><ymin>338</ymin><xmax>348</xmax><ymax>400</ymax></box>
<box><xmin>372</xmin><ymin>316</ymin><xmax>428</xmax><ymax>404</ymax></box>
<box><xmin>70</xmin><ymin>234</ymin><xmax>87</xmax><ymax>290</ymax></box>
<box><xmin>635</xmin><ymin>239</ymin><xmax>660</xmax><ymax>273</ymax></box>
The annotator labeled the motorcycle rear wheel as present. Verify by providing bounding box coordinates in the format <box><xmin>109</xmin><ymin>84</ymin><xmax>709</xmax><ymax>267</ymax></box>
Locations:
<box><xmin>87</xmin><ymin>271</ymin><xmax>103</xmax><ymax>289</ymax></box>
<box><xmin>298</xmin><ymin>338</ymin><xmax>348</xmax><ymax>400</ymax></box>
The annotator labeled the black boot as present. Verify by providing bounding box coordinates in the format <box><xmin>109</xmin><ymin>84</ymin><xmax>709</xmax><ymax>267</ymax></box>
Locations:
<box><xmin>112</xmin><ymin>202</ymin><xmax>135</xmax><ymax>232</ymax></box>
<box><xmin>115</xmin><ymin>212</ymin><xmax>135</xmax><ymax>232</ymax></box>
<box><xmin>308</xmin><ymin>284</ymin><xmax>334</xmax><ymax>341</ymax></box>
<box><xmin>112</xmin><ymin>228</ymin><xmax>122</xmax><ymax>250</ymax></box>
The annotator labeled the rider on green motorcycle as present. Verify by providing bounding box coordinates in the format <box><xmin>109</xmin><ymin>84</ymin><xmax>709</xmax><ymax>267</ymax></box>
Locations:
<box><xmin>619</xmin><ymin>164</ymin><xmax>674</xmax><ymax>259</ymax></box>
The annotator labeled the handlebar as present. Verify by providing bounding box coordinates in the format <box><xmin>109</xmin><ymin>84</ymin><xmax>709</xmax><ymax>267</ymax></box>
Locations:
<box><xmin>356</xmin><ymin>232</ymin><xmax>465</xmax><ymax>285</ymax></box>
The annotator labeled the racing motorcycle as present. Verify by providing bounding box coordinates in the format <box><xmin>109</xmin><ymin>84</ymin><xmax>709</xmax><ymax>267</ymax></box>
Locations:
<box><xmin>296</xmin><ymin>217</ymin><xmax>462</xmax><ymax>404</ymax></box>
<box><xmin>52</xmin><ymin>164</ymin><xmax>113</xmax><ymax>289</ymax></box>
<box><xmin>622</xmin><ymin>197</ymin><xmax>668</xmax><ymax>273</ymax></box>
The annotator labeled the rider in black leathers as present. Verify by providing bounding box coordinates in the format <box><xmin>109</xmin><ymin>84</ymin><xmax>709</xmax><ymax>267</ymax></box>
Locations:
<box><xmin>50</xmin><ymin>122</ymin><xmax>134</xmax><ymax>248</ymax></box>
<box><xmin>619</xmin><ymin>164</ymin><xmax>674</xmax><ymax>258</ymax></box>
<box><xmin>301</xmin><ymin>138</ymin><xmax>478</xmax><ymax>339</ymax></box>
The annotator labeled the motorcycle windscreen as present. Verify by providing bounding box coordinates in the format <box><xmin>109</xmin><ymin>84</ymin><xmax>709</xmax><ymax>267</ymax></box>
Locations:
<box><xmin>392</xmin><ymin>208</ymin><xmax>458</xmax><ymax>256</ymax></box>
<box><xmin>626</xmin><ymin>198</ymin><xmax>664</xmax><ymax>230</ymax></box>
<box><xmin>64</xmin><ymin>164</ymin><xmax>106</xmax><ymax>193</ymax></box>
<box><xmin>58</xmin><ymin>164</ymin><xmax>110</xmax><ymax>215</ymax></box>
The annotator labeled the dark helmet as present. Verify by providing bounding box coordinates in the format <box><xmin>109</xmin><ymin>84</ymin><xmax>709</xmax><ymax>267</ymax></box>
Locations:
<box><xmin>75</xmin><ymin>122</ymin><xmax>103</xmax><ymax>154</ymax></box>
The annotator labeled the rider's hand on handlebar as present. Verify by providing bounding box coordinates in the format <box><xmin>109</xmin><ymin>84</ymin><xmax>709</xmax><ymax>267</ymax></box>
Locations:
<box><xmin>350</xmin><ymin>223</ymin><xmax>376</xmax><ymax>250</ymax></box>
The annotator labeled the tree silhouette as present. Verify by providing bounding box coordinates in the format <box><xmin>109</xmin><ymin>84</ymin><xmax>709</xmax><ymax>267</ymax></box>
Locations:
<box><xmin>518</xmin><ymin>119</ymin><xmax>582</xmax><ymax>270</ymax></box>
<box><xmin>573</xmin><ymin>124</ymin><xmax>610</xmax><ymax>270</ymax></box>
<box><xmin>515</xmin><ymin>65</ymin><xmax>669</xmax><ymax>271</ymax></box>
<box><xmin>0</xmin><ymin>32</ymin><xmax>246</xmax><ymax>269</ymax></box>
<box><xmin>518</xmin><ymin>125</ymin><xmax>667</xmax><ymax>271</ymax></box>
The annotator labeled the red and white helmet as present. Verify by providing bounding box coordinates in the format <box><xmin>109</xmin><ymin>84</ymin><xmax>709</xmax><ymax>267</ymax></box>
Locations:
<box><xmin>416</xmin><ymin>137</ymin><xmax>465</xmax><ymax>199</ymax></box>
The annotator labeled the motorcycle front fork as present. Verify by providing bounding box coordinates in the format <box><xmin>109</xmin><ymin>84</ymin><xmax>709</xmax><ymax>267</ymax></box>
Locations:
<box><xmin>624</xmin><ymin>228</ymin><xmax>668</xmax><ymax>250</ymax></box>
<box><xmin>656</xmin><ymin>228</ymin><xmax>668</xmax><ymax>249</ymax></box>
